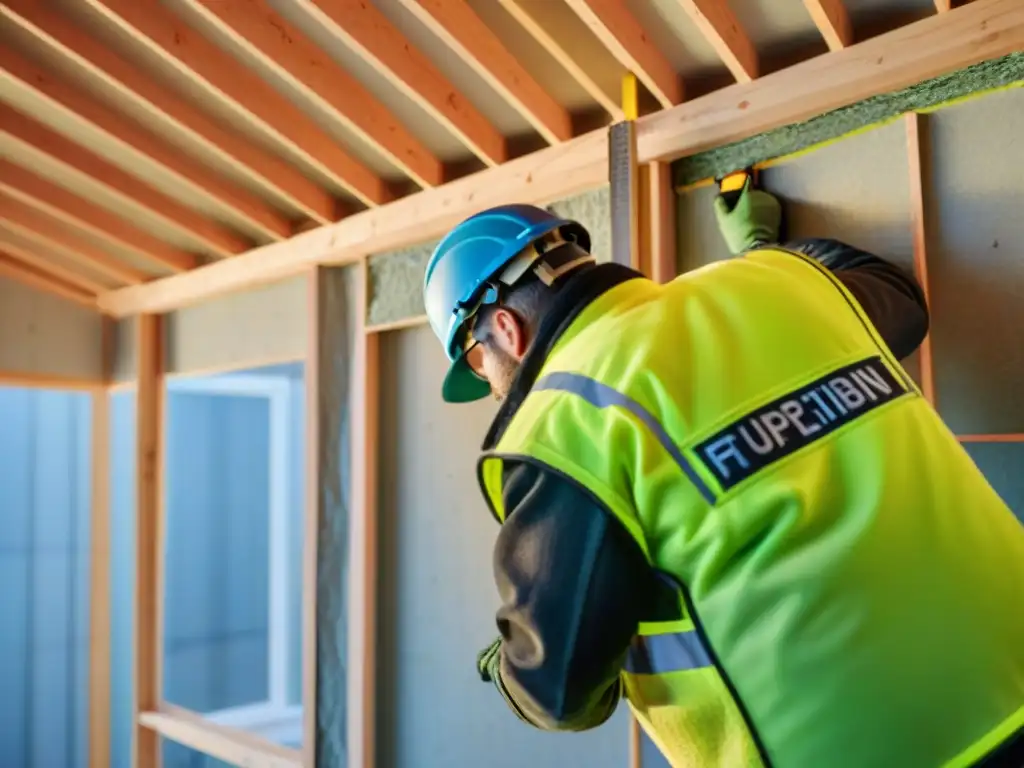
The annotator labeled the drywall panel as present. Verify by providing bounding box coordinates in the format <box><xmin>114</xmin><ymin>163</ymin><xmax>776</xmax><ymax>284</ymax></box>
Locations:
<box><xmin>924</xmin><ymin>87</ymin><xmax>1024</xmax><ymax>435</ymax></box>
<box><xmin>963</xmin><ymin>443</ymin><xmax>1024</xmax><ymax>524</ymax></box>
<box><xmin>112</xmin><ymin>317</ymin><xmax>137</xmax><ymax>384</ymax></box>
<box><xmin>675</xmin><ymin>120</ymin><xmax>922</xmax><ymax>383</ymax></box>
<box><xmin>377</xmin><ymin>324</ymin><xmax>630</xmax><ymax>768</ymax></box>
<box><xmin>0</xmin><ymin>275</ymin><xmax>103</xmax><ymax>381</ymax></box>
<box><xmin>367</xmin><ymin>186</ymin><xmax>612</xmax><ymax>327</ymax></box>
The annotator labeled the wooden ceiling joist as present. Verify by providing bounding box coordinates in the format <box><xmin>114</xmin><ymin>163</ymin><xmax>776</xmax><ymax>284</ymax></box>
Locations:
<box><xmin>0</xmin><ymin>162</ymin><xmax>198</xmax><ymax>273</ymax></box>
<box><xmin>0</xmin><ymin>239</ymin><xmax>107</xmax><ymax>295</ymax></box>
<box><xmin>82</xmin><ymin>0</ymin><xmax>393</xmax><ymax>208</ymax></box>
<box><xmin>1</xmin><ymin>104</ymin><xmax>250</xmax><ymax>259</ymax></box>
<box><xmin>1</xmin><ymin>0</ymin><xmax>338</xmax><ymax>225</ymax></box>
<box><xmin>0</xmin><ymin>251</ymin><xmax>98</xmax><ymax>309</ymax></box>
<box><xmin>0</xmin><ymin>46</ymin><xmax>292</xmax><ymax>244</ymax></box>
<box><xmin>676</xmin><ymin>0</ymin><xmax>759</xmax><ymax>82</ymax></box>
<box><xmin>563</xmin><ymin>0</ymin><xmax>684</xmax><ymax>109</ymax></box>
<box><xmin>0</xmin><ymin>196</ymin><xmax>148</xmax><ymax>286</ymax></box>
<box><xmin>305</xmin><ymin>0</ymin><xmax>507</xmax><ymax>167</ymax></box>
<box><xmin>498</xmin><ymin>0</ymin><xmax>624</xmax><ymax>121</ymax></box>
<box><xmin>182</xmin><ymin>0</ymin><xmax>445</xmax><ymax>189</ymax></box>
<box><xmin>802</xmin><ymin>0</ymin><xmax>853</xmax><ymax>50</ymax></box>
<box><xmin>395</xmin><ymin>0</ymin><xmax>572</xmax><ymax>145</ymax></box>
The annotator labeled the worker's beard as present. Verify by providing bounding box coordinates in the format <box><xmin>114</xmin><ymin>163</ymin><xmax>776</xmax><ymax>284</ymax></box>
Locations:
<box><xmin>487</xmin><ymin>346</ymin><xmax>521</xmax><ymax>403</ymax></box>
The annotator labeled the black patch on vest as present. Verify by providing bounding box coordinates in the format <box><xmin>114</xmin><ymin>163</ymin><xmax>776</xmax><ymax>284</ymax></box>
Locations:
<box><xmin>693</xmin><ymin>356</ymin><xmax>908</xmax><ymax>491</ymax></box>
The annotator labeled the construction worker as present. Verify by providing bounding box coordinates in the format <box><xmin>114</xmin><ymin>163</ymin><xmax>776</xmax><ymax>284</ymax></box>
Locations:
<box><xmin>420</xmin><ymin>180</ymin><xmax>1024</xmax><ymax>768</ymax></box>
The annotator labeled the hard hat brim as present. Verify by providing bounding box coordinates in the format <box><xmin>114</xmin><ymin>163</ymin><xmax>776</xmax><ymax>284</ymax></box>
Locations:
<box><xmin>441</xmin><ymin>352</ymin><xmax>492</xmax><ymax>403</ymax></box>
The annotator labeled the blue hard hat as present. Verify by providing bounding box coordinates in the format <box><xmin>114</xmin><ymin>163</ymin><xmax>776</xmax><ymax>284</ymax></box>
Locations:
<box><xmin>422</xmin><ymin>204</ymin><xmax>590</xmax><ymax>403</ymax></box>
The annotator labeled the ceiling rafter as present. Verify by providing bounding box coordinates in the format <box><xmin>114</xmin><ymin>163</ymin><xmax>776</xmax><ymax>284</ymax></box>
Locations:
<box><xmin>306</xmin><ymin>0</ymin><xmax>507</xmax><ymax>167</ymax></box>
<box><xmin>498</xmin><ymin>0</ymin><xmax>624</xmax><ymax>121</ymax></box>
<box><xmin>82</xmin><ymin>0</ymin><xmax>393</xmax><ymax>208</ymax></box>
<box><xmin>2</xmin><ymin>104</ymin><xmax>250</xmax><ymax>258</ymax></box>
<box><xmin>183</xmin><ymin>0</ymin><xmax>445</xmax><ymax>189</ymax></box>
<box><xmin>0</xmin><ymin>251</ymin><xmax>98</xmax><ymax>309</ymax></box>
<box><xmin>675</xmin><ymin>0</ymin><xmax>759</xmax><ymax>82</ymax></box>
<box><xmin>563</xmin><ymin>0</ymin><xmax>684</xmax><ymax>109</ymax></box>
<box><xmin>0</xmin><ymin>46</ymin><xmax>292</xmax><ymax>243</ymax></box>
<box><xmin>394</xmin><ymin>0</ymin><xmax>572</xmax><ymax>144</ymax></box>
<box><xmin>1</xmin><ymin>0</ymin><xmax>338</xmax><ymax>225</ymax></box>
<box><xmin>0</xmin><ymin>162</ymin><xmax>198</xmax><ymax>273</ymax></box>
<box><xmin>0</xmin><ymin>195</ymin><xmax>149</xmax><ymax>286</ymax></box>
<box><xmin>802</xmin><ymin>0</ymin><xmax>853</xmax><ymax>50</ymax></box>
<box><xmin>0</xmin><ymin>237</ymin><xmax>110</xmax><ymax>295</ymax></box>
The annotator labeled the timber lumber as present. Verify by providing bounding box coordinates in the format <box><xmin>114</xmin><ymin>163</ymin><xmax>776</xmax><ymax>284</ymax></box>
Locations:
<box><xmin>96</xmin><ymin>0</ymin><xmax>1024</xmax><ymax>317</ymax></box>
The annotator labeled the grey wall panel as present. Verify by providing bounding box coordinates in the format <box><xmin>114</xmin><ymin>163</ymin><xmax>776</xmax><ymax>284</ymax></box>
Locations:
<box><xmin>0</xmin><ymin>276</ymin><xmax>104</xmax><ymax>380</ymax></box>
<box><xmin>963</xmin><ymin>443</ymin><xmax>1024</xmax><ymax>524</ymax></box>
<box><xmin>376</xmin><ymin>325</ymin><xmax>630</xmax><ymax>768</ymax></box>
<box><xmin>924</xmin><ymin>87</ymin><xmax>1024</xmax><ymax>434</ymax></box>
<box><xmin>163</xmin><ymin>275</ymin><xmax>307</xmax><ymax>376</ymax></box>
<box><xmin>112</xmin><ymin>317</ymin><xmax>137</xmax><ymax>384</ymax></box>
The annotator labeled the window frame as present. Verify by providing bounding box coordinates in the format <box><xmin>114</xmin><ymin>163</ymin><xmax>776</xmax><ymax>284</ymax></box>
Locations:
<box><xmin>165</xmin><ymin>372</ymin><xmax>301</xmax><ymax>744</ymax></box>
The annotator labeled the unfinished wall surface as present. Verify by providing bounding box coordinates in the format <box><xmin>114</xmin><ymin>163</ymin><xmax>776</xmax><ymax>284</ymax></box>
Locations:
<box><xmin>112</xmin><ymin>275</ymin><xmax>307</xmax><ymax>381</ymax></box>
<box><xmin>0</xmin><ymin>276</ymin><xmax>104</xmax><ymax>381</ymax></box>
<box><xmin>376</xmin><ymin>324</ymin><xmax>630</xmax><ymax>768</ymax></box>
<box><xmin>366</xmin><ymin>187</ymin><xmax>612</xmax><ymax>327</ymax></box>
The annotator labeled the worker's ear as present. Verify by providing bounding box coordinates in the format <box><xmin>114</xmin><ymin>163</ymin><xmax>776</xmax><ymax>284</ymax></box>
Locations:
<box><xmin>489</xmin><ymin>307</ymin><xmax>529</xmax><ymax>360</ymax></box>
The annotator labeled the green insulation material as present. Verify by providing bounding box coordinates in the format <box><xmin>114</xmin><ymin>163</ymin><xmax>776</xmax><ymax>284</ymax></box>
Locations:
<box><xmin>367</xmin><ymin>186</ymin><xmax>610</xmax><ymax>327</ymax></box>
<box><xmin>672</xmin><ymin>52</ymin><xmax>1024</xmax><ymax>189</ymax></box>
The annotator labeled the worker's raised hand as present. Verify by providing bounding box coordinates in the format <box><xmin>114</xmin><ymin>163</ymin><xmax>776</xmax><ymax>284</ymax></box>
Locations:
<box><xmin>476</xmin><ymin>636</ymin><xmax>502</xmax><ymax>683</ymax></box>
<box><xmin>713</xmin><ymin>178</ymin><xmax>782</xmax><ymax>255</ymax></box>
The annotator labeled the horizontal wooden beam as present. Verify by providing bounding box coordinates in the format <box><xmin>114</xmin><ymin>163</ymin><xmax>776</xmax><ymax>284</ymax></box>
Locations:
<box><xmin>0</xmin><ymin>369</ymin><xmax>105</xmax><ymax>390</ymax></box>
<box><xmin>96</xmin><ymin>0</ymin><xmax>1024</xmax><ymax>317</ymax></box>
<box><xmin>675</xmin><ymin>0</ymin><xmax>759</xmax><ymax>82</ymax></box>
<box><xmin>803</xmin><ymin>0</ymin><xmax>854</xmax><ymax>50</ymax></box>
<box><xmin>139</xmin><ymin>706</ymin><xmax>302</xmax><ymax>768</ymax></box>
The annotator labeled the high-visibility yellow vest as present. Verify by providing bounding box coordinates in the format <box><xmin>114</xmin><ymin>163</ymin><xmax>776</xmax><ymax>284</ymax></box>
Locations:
<box><xmin>478</xmin><ymin>248</ymin><xmax>1024</xmax><ymax>768</ymax></box>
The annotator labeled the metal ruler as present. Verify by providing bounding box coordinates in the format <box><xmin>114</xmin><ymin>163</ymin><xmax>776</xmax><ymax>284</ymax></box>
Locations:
<box><xmin>609</xmin><ymin>73</ymin><xmax>640</xmax><ymax>269</ymax></box>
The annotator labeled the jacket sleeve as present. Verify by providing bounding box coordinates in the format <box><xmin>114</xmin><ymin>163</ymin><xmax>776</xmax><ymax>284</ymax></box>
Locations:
<box><xmin>486</xmin><ymin>460</ymin><xmax>655</xmax><ymax>731</ymax></box>
<box><xmin>781</xmin><ymin>237</ymin><xmax>930</xmax><ymax>361</ymax></box>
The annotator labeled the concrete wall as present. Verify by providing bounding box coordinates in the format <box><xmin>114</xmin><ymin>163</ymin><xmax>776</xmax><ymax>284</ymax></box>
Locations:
<box><xmin>375</xmin><ymin>324</ymin><xmax>631</xmax><ymax>768</ymax></box>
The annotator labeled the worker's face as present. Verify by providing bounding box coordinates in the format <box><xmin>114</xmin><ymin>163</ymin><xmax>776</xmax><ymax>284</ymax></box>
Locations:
<box><xmin>473</xmin><ymin>308</ymin><xmax>529</xmax><ymax>402</ymax></box>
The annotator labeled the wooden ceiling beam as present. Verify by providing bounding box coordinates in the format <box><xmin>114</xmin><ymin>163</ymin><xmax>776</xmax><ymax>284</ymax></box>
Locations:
<box><xmin>184</xmin><ymin>0</ymin><xmax>443</xmax><ymax>189</ymax></box>
<box><xmin>1</xmin><ymin>1</ymin><xmax>337</xmax><ymax>225</ymax></box>
<box><xmin>0</xmin><ymin>238</ymin><xmax>109</xmax><ymax>295</ymax></box>
<box><xmin>0</xmin><ymin>195</ymin><xmax>148</xmax><ymax>286</ymax></box>
<box><xmin>306</xmin><ymin>0</ymin><xmax>507</xmax><ymax>166</ymax></box>
<box><xmin>802</xmin><ymin>0</ymin><xmax>854</xmax><ymax>50</ymax></box>
<box><xmin>394</xmin><ymin>0</ymin><xmax>572</xmax><ymax>144</ymax></box>
<box><xmin>0</xmin><ymin>251</ymin><xmax>98</xmax><ymax>309</ymax></box>
<box><xmin>1</xmin><ymin>104</ymin><xmax>250</xmax><ymax>258</ymax></box>
<box><xmin>84</xmin><ymin>0</ymin><xmax>393</xmax><ymax>208</ymax></box>
<box><xmin>563</xmin><ymin>0</ymin><xmax>684</xmax><ymax>109</ymax></box>
<box><xmin>0</xmin><ymin>162</ymin><xmax>198</xmax><ymax>273</ymax></box>
<box><xmin>0</xmin><ymin>46</ymin><xmax>292</xmax><ymax>243</ymax></box>
<box><xmin>499</xmin><ymin>0</ymin><xmax>624</xmax><ymax>121</ymax></box>
<box><xmin>675</xmin><ymin>0</ymin><xmax>759</xmax><ymax>82</ymax></box>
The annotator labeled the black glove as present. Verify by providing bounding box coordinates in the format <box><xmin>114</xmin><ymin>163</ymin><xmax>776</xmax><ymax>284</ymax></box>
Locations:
<box><xmin>476</xmin><ymin>636</ymin><xmax>502</xmax><ymax>683</ymax></box>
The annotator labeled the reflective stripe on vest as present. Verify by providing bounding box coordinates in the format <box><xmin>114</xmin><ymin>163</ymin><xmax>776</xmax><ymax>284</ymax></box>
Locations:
<box><xmin>625</xmin><ymin>622</ymin><xmax>713</xmax><ymax>675</ymax></box>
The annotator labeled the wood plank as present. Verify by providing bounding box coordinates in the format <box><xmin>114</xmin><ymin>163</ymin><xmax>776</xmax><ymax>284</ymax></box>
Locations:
<box><xmin>1</xmin><ymin>104</ymin><xmax>251</xmax><ymax>258</ymax></box>
<box><xmin>88</xmin><ymin>317</ymin><xmax>113</xmax><ymax>768</ymax></box>
<box><xmin>0</xmin><ymin>369</ymin><xmax>104</xmax><ymax>390</ymax></box>
<box><xmin>395</xmin><ymin>0</ymin><xmax>572</xmax><ymax>144</ymax></box>
<box><xmin>645</xmin><ymin>161</ymin><xmax>677</xmax><ymax>284</ymax></box>
<box><xmin>185</xmin><ymin>0</ymin><xmax>443</xmax><ymax>188</ymax></box>
<box><xmin>1</xmin><ymin>0</ymin><xmax>337</xmax><ymax>224</ymax></box>
<box><xmin>0</xmin><ymin>195</ymin><xmax>149</xmax><ymax>285</ymax></box>
<box><xmin>0</xmin><ymin>45</ymin><xmax>291</xmax><ymax>242</ymax></box>
<box><xmin>307</xmin><ymin>0</ymin><xmax>507</xmax><ymax>166</ymax></box>
<box><xmin>499</xmin><ymin>0</ymin><xmax>624</xmax><ymax>120</ymax></box>
<box><xmin>139</xmin><ymin>705</ymin><xmax>302</xmax><ymax>768</ymax></box>
<box><xmin>84</xmin><ymin>0</ymin><xmax>392</xmax><ymax>207</ymax></box>
<box><xmin>563</xmin><ymin>0</ymin><xmax>684</xmax><ymax>109</ymax></box>
<box><xmin>905</xmin><ymin>112</ymin><xmax>936</xmax><ymax>406</ymax></box>
<box><xmin>132</xmin><ymin>312</ymin><xmax>165</xmax><ymax>768</ymax></box>
<box><xmin>675</xmin><ymin>0</ymin><xmax>759</xmax><ymax>82</ymax></box>
<box><xmin>0</xmin><ymin>251</ymin><xmax>98</xmax><ymax>309</ymax></box>
<box><xmin>802</xmin><ymin>0</ymin><xmax>854</xmax><ymax>50</ymax></box>
<box><xmin>0</xmin><ymin>239</ymin><xmax>109</xmax><ymax>294</ymax></box>
<box><xmin>96</xmin><ymin>0</ymin><xmax>1024</xmax><ymax>316</ymax></box>
<box><xmin>0</xmin><ymin>163</ymin><xmax>198</xmax><ymax>272</ymax></box>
